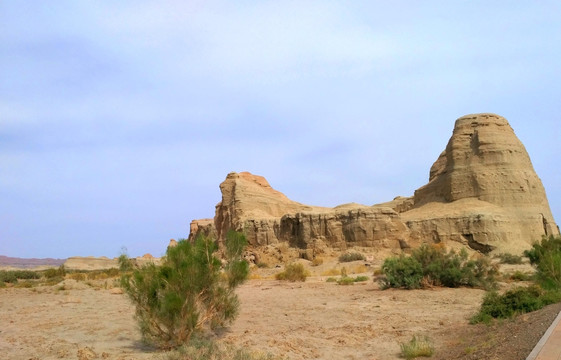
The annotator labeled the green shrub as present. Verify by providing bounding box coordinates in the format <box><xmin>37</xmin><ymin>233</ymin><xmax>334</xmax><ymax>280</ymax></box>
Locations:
<box><xmin>43</xmin><ymin>265</ymin><xmax>66</xmax><ymax>279</ymax></box>
<box><xmin>381</xmin><ymin>255</ymin><xmax>424</xmax><ymax>289</ymax></box>
<box><xmin>120</xmin><ymin>231</ymin><xmax>249</xmax><ymax>349</ymax></box>
<box><xmin>275</xmin><ymin>263</ymin><xmax>308</xmax><ymax>282</ymax></box>
<box><xmin>381</xmin><ymin>245</ymin><xmax>497</xmax><ymax>290</ymax></box>
<box><xmin>400</xmin><ymin>335</ymin><xmax>434</xmax><ymax>359</ymax></box>
<box><xmin>0</xmin><ymin>271</ymin><xmax>19</xmax><ymax>284</ymax></box>
<box><xmin>524</xmin><ymin>235</ymin><xmax>561</xmax><ymax>290</ymax></box>
<box><xmin>339</xmin><ymin>252</ymin><xmax>366</xmax><ymax>262</ymax></box>
<box><xmin>326</xmin><ymin>277</ymin><xmax>337</xmax><ymax>283</ymax></box>
<box><xmin>496</xmin><ymin>253</ymin><xmax>523</xmax><ymax>264</ymax></box>
<box><xmin>524</xmin><ymin>235</ymin><xmax>561</xmax><ymax>265</ymax></box>
<box><xmin>471</xmin><ymin>285</ymin><xmax>561</xmax><ymax>323</ymax></box>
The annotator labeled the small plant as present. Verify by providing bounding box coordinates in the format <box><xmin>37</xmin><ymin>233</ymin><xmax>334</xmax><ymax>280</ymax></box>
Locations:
<box><xmin>400</xmin><ymin>335</ymin><xmax>434</xmax><ymax>359</ymax></box>
<box><xmin>275</xmin><ymin>263</ymin><xmax>308</xmax><ymax>282</ymax></box>
<box><xmin>496</xmin><ymin>253</ymin><xmax>523</xmax><ymax>264</ymax></box>
<box><xmin>120</xmin><ymin>232</ymin><xmax>249</xmax><ymax>349</ymax></box>
<box><xmin>339</xmin><ymin>252</ymin><xmax>366</xmax><ymax>263</ymax></box>
<box><xmin>326</xmin><ymin>277</ymin><xmax>337</xmax><ymax>282</ymax></box>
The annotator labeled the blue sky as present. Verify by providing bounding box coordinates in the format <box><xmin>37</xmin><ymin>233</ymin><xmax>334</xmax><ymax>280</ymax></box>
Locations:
<box><xmin>1</xmin><ymin>1</ymin><xmax>560</xmax><ymax>258</ymax></box>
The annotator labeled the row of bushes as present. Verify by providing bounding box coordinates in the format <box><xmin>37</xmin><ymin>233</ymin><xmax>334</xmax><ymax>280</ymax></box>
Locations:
<box><xmin>0</xmin><ymin>269</ymin><xmax>41</xmax><ymax>284</ymax></box>
<box><xmin>0</xmin><ymin>265</ymin><xmax>125</xmax><ymax>287</ymax></box>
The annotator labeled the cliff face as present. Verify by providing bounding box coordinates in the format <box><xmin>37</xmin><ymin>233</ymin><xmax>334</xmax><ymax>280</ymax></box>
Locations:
<box><xmin>189</xmin><ymin>114</ymin><xmax>558</xmax><ymax>255</ymax></box>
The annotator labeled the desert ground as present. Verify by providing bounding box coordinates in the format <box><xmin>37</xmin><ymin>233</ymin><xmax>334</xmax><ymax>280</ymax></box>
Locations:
<box><xmin>0</xmin><ymin>259</ymin><xmax>559</xmax><ymax>360</ymax></box>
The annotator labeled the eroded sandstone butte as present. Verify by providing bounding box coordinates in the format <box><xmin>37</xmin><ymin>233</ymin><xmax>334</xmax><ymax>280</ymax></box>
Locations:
<box><xmin>189</xmin><ymin>114</ymin><xmax>558</xmax><ymax>255</ymax></box>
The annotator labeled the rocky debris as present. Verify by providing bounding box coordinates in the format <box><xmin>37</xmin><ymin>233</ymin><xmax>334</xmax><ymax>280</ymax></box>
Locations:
<box><xmin>188</xmin><ymin>114</ymin><xmax>558</xmax><ymax>255</ymax></box>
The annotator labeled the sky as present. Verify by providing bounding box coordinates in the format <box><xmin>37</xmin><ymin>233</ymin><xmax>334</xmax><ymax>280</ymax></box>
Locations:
<box><xmin>1</xmin><ymin>1</ymin><xmax>560</xmax><ymax>259</ymax></box>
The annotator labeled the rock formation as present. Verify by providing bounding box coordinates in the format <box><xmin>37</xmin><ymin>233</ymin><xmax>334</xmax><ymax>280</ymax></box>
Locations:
<box><xmin>404</xmin><ymin>114</ymin><xmax>558</xmax><ymax>254</ymax></box>
<box><xmin>188</xmin><ymin>114</ymin><xmax>558</xmax><ymax>255</ymax></box>
<box><xmin>213</xmin><ymin>172</ymin><xmax>328</xmax><ymax>246</ymax></box>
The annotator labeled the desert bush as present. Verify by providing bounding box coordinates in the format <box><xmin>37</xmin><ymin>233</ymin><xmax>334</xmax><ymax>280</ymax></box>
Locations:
<box><xmin>507</xmin><ymin>271</ymin><xmax>533</xmax><ymax>282</ymax></box>
<box><xmin>67</xmin><ymin>272</ymin><xmax>87</xmax><ymax>281</ymax></box>
<box><xmin>275</xmin><ymin>263</ymin><xmax>308</xmax><ymax>282</ymax></box>
<box><xmin>523</xmin><ymin>235</ymin><xmax>561</xmax><ymax>290</ymax></box>
<box><xmin>381</xmin><ymin>256</ymin><xmax>423</xmax><ymax>289</ymax></box>
<box><xmin>339</xmin><ymin>252</ymin><xmax>365</xmax><ymax>263</ymax></box>
<box><xmin>336</xmin><ymin>275</ymin><xmax>369</xmax><ymax>285</ymax></box>
<box><xmin>381</xmin><ymin>245</ymin><xmax>497</xmax><ymax>290</ymax></box>
<box><xmin>400</xmin><ymin>335</ymin><xmax>434</xmax><ymax>359</ymax></box>
<box><xmin>43</xmin><ymin>265</ymin><xmax>66</xmax><ymax>279</ymax></box>
<box><xmin>524</xmin><ymin>235</ymin><xmax>561</xmax><ymax>265</ymax></box>
<box><xmin>496</xmin><ymin>253</ymin><xmax>523</xmax><ymax>264</ymax></box>
<box><xmin>120</xmin><ymin>231</ymin><xmax>249</xmax><ymax>349</ymax></box>
<box><xmin>0</xmin><ymin>271</ymin><xmax>19</xmax><ymax>284</ymax></box>
<box><xmin>326</xmin><ymin>277</ymin><xmax>337</xmax><ymax>283</ymax></box>
<box><xmin>471</xmin><ymin>285</ymin><xmax>561</xmax><ymax>323</ymax></box>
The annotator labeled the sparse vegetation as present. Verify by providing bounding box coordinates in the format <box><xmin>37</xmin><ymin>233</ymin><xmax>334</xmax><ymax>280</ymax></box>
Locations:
<box><xmin>339</xmin><ymin>252</ymin><xmax>365</xmax><ymax>263</ymax></box>
<box><xmin>275</xmin><ymin>263</ymin><xmax>308</xmax><ymax>282</ymax></box>
<box><xmin>336</xmin><ymin>275</ymin><xmax>369</xmax><ymax>285</ymax></box>
<box><xmin>120</xmin><ymin>232</ymin><xmax>249</xmax><ymax>349</ymax></box>
<box><xmin>472</xmin><ymin>235</ymin><xmax>561</xmax><ymax>323</ymax></box>
<box><xmin>164</xmin><ymin>336</ymin><xmax>284</xmax><ymax>360</ymax></box>
<box><xmin>506</xmin><ymin>271</ymin><xmax>533</xmax><ymax>282</ymax></box>
<box><xmin>400</xmin><ymin>335</ymin><xmax>434</xmax><ymax>359</ymax></box>
<box><xmin>496</xmin><ymin>253</ymin><xmax>523</xmax><ymax>264</ymax></box>
<box><xmin>381</xmin><ymin>244</ymin><xmax>497</xmax><ymax>290</ymax></box>
<box><xmin>321</xmin><ymin>267</ymin><xmax>341</xmax><ymax>276</ymax></box>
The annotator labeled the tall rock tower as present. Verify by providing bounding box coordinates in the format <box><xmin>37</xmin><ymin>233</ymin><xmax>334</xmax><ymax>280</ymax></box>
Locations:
<box><xmin>404</xmin><ymin>113</ymin><xmax>558</xmax><ymax>253</ymax></box>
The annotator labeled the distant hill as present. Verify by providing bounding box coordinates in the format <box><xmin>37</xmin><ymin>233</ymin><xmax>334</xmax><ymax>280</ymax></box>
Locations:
<box><xmin>0</xmin><ymin>255</ymin><xmax>66</xmax><ymax>268</ymax></box>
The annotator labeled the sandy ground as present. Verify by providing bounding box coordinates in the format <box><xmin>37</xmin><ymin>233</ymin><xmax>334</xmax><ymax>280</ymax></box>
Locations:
<box><xmin>0</xmin><ymin>263</ymin><xmax>493</xmax><ymax>360</ymax></box>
